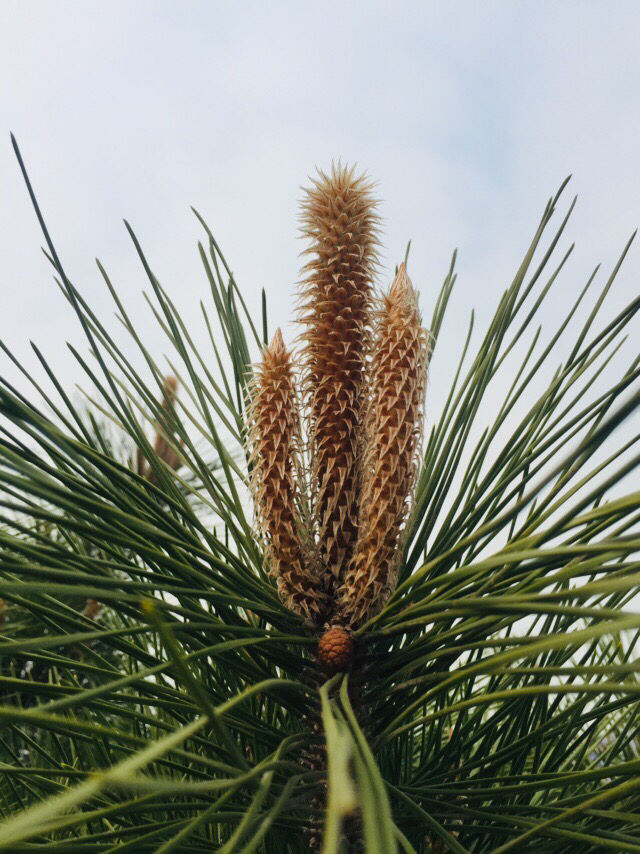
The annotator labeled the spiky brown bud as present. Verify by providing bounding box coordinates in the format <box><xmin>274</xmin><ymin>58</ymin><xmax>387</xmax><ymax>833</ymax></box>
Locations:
<box><xmin>298</xmin><ymin>163</ymin><xmax>380</xmax><ymax>592</ymax></box>
<box><xmin>140</xmin><ymin>376</ymin><xmax>183</xmax><ymax>483</ymax></box>
<box><xmin>317</xmin><ymin>625</ymin><xmax>354</xmax><ymax>672</ymax></box>
<box><xmin>338</xmin><ymin>264</ymin><xmax>429</xmax><ymax>626</ymax></box>
<box><xmin>247</xmin><ymin>329</ymin><xmax>327</xmax><ymax>621</ymax></box>
<box><xmin>151</xmin><ymin>376</ymin><xmax>182</xmax><ymax>473</ymax></box>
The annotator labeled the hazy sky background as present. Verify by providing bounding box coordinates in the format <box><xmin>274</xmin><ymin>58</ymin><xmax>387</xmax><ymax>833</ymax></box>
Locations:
<box><xmin>2</xmin><ymin>1</ymin><xmax>640</xmax><ymax>455</ymax></box>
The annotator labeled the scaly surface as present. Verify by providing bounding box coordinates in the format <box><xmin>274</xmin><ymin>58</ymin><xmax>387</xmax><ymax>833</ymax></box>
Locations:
<box><xmin>247</xmin><ymin>329</ymin><xmax>327</xmax><ymax>620</ymax></box>
<box><xmin>339</xmin><ymin>264</ymin><xmax>429</xmax><ymax>625</ymax></box>
<box><xmin>298</xmin><ymin>163</ymin><xmax>380</xmax><ymax>595</ymax></box>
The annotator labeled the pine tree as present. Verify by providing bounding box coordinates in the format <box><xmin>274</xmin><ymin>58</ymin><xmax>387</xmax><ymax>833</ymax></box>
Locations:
<box><xmin>1</xmin><ymin>141</ymin><xmax>640</xmax><ymax>851</ymax></box>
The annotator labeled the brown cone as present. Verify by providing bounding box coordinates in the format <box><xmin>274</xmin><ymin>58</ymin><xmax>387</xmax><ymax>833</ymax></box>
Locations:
<box><xmin>317</xmin><ymin>625</ymin><xmax>354</xmax><ymax>673</ymax></box>
<box><xmin>298</xmin><ymin>163</ymin><xmax>380</xmax><ymax>594</ymax></box>
<box><xmin>247</xmin><ymin>329</ymin><xmax>327</xmax><ymax>621</ymax></box>
<box><xmin>338</xmin><ymin>264</ymin><xmax>430</xmax><ymax>626</ymax></box>
<box><xmin>141</xmin><ymin>375</ymin><xmax>183</xmax><ymax>483</ymax></box>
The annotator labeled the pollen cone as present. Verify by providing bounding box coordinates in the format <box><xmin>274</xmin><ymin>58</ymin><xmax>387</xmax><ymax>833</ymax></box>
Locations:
<box><xmin>145</xmin><ymin>376</ymin><xmax>183</xmax><ymax>482</ymax></box>
<box><xmin>247</xmin><ymin>329</ymin><xmax>327</xmax><ymax>621</ymax></box>
<box><xmin>298</xmin><ymin>163</ymin><xmax>379</xmax><ymax>592</ymax></box>
<box><xmin>338</xmin><ymin>264</ymin><xmax>429</xmax><ymax>626</ymax></box>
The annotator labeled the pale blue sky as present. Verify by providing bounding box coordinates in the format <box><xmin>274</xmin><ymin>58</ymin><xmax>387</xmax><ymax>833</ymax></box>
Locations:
<box><xmin>2</xmin><ymin>1</ymin><xmax>640</xmax><ymax>437</ymax></box>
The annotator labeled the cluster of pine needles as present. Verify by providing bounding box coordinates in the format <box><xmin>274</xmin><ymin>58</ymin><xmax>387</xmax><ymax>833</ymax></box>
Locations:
<box><xmin>1</xmin><ymin>139</ymin><xmax>640</xmax><ymax>852</ymax></box>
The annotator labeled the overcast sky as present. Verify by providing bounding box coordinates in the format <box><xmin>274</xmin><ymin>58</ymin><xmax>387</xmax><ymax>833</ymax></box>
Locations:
<box><xmin>2</xmin><ymin>1</ymin><xmax>640</xmax><ymax>449</ymax></box>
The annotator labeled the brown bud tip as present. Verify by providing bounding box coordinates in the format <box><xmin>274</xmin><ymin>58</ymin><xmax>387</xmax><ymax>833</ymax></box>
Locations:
<box><xmin>317</xmin><ymin>626</ymin><xmax>354</xmax><ymax>672</ymax></box>
<box><xmin>268</xmin><ymin>328</ymin><xmax>286</xmax><ymax>358</ymax></box>
<box><xmin>388</xmin><ymin>263</ymin><xmax>418</xmax><ymax>309</ymax></box>
<box><xmin>163</xmin><ymin>375</ymin><xmax>178</xmax><ymax>403</ymax></box>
